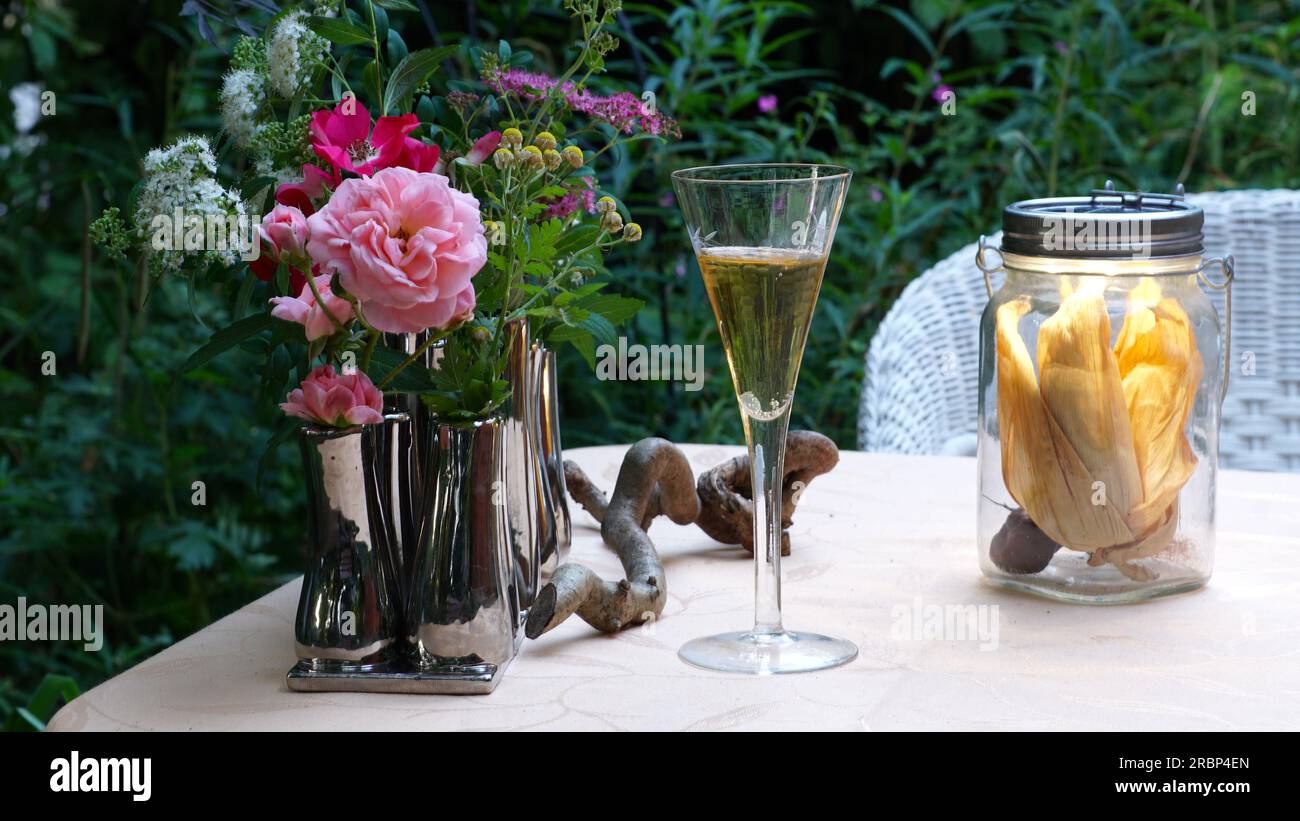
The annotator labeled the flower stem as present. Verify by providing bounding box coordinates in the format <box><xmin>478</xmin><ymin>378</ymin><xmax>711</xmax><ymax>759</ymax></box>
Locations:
<box><xmin>376</xmin><ymin>330</ymin><xmax>444</xmax><ymax>390</ymax></box>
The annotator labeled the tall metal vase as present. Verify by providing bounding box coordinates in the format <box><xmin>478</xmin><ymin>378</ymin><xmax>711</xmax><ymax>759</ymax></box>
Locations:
<box><xmin>531</xmin><ymin>343</ymin><xmax>571</xmax><ymax>576</ymax></box>
<box><xmin>406</xmin><ymin>417</ymin><xmax>519</xmax><ymax>692</ymax></box>
<box><xmin>382</xmin><ymin>331</ymin><xmax>445</xmax><ymax>613</ymax></box>
<box><xmin>502</xmin><ymin>321</ymin><xmax>573</xmax><ymax>616</ymax></box>
<box><xmin>292</xmin><ymin>414</ymin><xmax>406</xmax><ymax>672</ymax></box>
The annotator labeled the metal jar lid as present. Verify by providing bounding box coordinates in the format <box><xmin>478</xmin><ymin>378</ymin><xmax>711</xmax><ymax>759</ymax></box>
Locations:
<box><xmin>1001</xmin><ymin>181</ymin><xmax>1204</xmax><ymax>259</ymax></box>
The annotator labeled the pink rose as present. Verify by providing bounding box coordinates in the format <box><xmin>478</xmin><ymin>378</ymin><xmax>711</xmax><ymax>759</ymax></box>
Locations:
<box><xmin>310</xmin><ymin>100</ymin><xmax>419</xmax><ymax>177</ymax></box>
<box><xmin>269</xmin><ymin>274</ymin><xmax>355</xmax><ymax>341</ymax></box>
<box><xmin>251</xmin><ymin>204</ymin><xmax>312</xmax><ymax>286</ymax></box>
<box><xmin>305</xmin><ymin>167</ymin><xmax>486</xmax><ymax>334</ymax></box>
<box><xmin>259</xmin><ymin>204</ymin><xmax>310</xmax><ymax>264</ymax></box>
<box><xmin>281</xmin><ymin>365</ymin><xmax>384</xmax><ymax>427</ymax></box>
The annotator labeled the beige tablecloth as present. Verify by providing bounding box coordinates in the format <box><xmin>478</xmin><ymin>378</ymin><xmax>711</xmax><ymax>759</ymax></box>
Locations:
<box><xmin>48</xmin><ymin>446</ymin><xmax>1300</xmax><ymax>731</ymax></box>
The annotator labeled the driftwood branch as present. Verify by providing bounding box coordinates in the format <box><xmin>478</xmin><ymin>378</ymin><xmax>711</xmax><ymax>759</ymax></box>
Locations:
<box><xmin>527</xmin><ymin>439</ymin><xmax>699</xmax><ymax>638</ymax></box>
<box><xmin>695</xmin><ymin>430</ymin><xmax>839</xmax><ymax>555</ymax></box>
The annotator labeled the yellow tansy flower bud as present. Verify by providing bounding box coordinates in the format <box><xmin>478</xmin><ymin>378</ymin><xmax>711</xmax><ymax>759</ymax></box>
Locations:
<box><xmin>562</xmin><ymin>145</ymin><xmax>584</xmax><ymax>168</ymax></box>
<box><xmin>595</xmin><ymin>196</ymin><xmax>617</xmax><ymax>214</ymax></box>
<box><xmin>493</xmin><ymin>148</ymin><xmax>514</xmax><ymax>170</ymax></box>
<box><xmin>542</xmin><ymin>148</ymin><xmax>562</xmax><ymax>171</ymax></box>
<box><xmin>534</xmin><ymin>131</ymin><xmax>557</xmax><ymax>151</ymax></box>
<box><xmin>502</xmin><ymin>127</ymin><xmax>523</xmax><ymax>148</ymax></box>
<box><xmin>623</xmin><ymin>222</ymin><xmax>643</xmax><ymax>242</ymax></box>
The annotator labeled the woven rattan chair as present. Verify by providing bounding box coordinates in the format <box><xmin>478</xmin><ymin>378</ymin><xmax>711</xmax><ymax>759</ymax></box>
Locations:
<box><xmin>859</xmin><ymin>189</ymin><xmax>1300</xmax><ymax>472</ymax></box>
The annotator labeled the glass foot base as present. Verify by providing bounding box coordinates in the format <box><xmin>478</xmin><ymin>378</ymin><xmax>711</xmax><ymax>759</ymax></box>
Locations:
<box><xmin>678</xmin><ymin>629</ymin><xmax>858</xmax><ymax>675</ymax></box>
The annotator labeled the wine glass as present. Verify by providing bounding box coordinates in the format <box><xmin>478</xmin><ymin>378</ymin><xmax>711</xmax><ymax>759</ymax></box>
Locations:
<box><xmin>671</xmin><ymin>163</ymin><xmax>857</xmax><ymax>674</ymax></box>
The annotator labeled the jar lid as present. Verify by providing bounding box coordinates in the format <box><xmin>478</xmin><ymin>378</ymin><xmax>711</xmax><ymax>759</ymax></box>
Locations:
<box><xmin>1001</xmin><ymin>181</ymin><xmax>1204</xmax><ymax>259</ymax></box>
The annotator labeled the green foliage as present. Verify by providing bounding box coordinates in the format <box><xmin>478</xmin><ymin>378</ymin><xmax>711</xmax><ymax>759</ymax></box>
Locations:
<box><xmin>3</xmin><ymin>0</ymin><xmax>1298</xmax><ymax>730</ymax></box>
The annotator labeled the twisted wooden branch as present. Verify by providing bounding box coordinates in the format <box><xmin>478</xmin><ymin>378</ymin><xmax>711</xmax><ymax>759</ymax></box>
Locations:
<box><xmin>525</xmin><ymin>438</ymin><xmax>699</xmax><ymax>638</ymax></box>
<box><xmin>695</xmin><ymin>430</ymin><xmax>840</xmax><ymax>555</ymax></box>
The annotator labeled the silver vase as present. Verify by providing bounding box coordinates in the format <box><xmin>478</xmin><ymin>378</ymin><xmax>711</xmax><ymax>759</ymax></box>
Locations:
<box><xmin>406</xmin><ymin>417</ymin><xmax>519</xmax><ymax>688</ymax></box>
<box><xmin>382</xmin><ymin>332</ymin><xmax>446</xmax><ymax>612</ymax></box>
<box><xmin>531</xmin><ymin>343</ymin><xmax>572</xmax><ymax>576</ymax></box>
<box><xmin>293</xmin><ymin>414</ymin><xmax>406</xmax><ymax>671</ymax></box>
<box><xmin>502</xmin><ymin>320</ymin><xmax>542</xmax><ymax>615</ymax></box>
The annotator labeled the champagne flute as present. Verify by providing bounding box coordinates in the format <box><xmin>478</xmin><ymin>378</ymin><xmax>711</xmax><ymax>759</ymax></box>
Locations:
<box><xmin>671</xmin><ymin>163</ymin><xmax>857</xmax><ymax>674</ymax></box>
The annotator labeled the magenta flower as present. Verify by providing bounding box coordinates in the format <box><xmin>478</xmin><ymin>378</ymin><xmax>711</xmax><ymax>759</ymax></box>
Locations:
<box><xmin>393</xmin><ymin>137</ymin><xmax>440</xmax><ymax>173</ymax></box>
<box><xmin>269</xmin><ymin>274</ymin><xmax>355</xmax><ymax>341</ymax></box>
<box><xmin>275</xmin><ymin>164</ymin><xmax>341</xmax><ymax>217</ymax></box>
<box><xmin>758</xmin><ymin>94</ymin><xmax>778</xmax><ymax>114</ymax></box>
<box><xmin>486</xmin><ymin>69</ymin><xmax>681</xmax><ymax>137</ymax></box>
<box><xmin>465</xmin><ymin>131</ymin><xmax>502</xmax><ymax>165</ymax></box>
<box><xmin>309</xmin><ymin>100</ymin><xmax>420</xmax><ymax>176</ymax></box>
<box><xmin>932</xmin><ymin>84</ymin><xmax>953</xmax><ymax>103</ymax></box>
<box><xmin>281</xmin><ymin>365</ymin><xmax>384</xmax><ymax>427</ymax></box>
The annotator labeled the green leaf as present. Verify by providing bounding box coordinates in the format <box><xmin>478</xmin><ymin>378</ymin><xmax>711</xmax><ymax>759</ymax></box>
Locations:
<box><xmin>177</xmin><ymin>312</ymin><xmax>274</xmax><ymax>377</ymax></box>
<box><xmin>367</xmin><ymin>344</ymin><xmax>437</xmax><ymax>393</ymax></box>
<box><xmin>579</xmin><ymin>293</ymin><xmax>645</xmax><ymax>325</ymax></box>
<box><xmin>384</xmin><ymin>47</ymin><xmax>457</xmax><ymax>114</ymax></box>
<box><xmin>374</xmin><ymin>0</ymin><xmax>419</xmax><ymax>11</ymax></box>
<box><xmin>308</xmin><ymin>15</ymin><xmax>372</xmax><ymax>46</ymax></box>
<box><xmin>555</xmin><ymin>224</ymin><xmax>601</xmax><ymax>255</ymax></box>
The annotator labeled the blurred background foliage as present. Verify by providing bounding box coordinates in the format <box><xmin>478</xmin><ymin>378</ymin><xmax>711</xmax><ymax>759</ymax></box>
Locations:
<box><xmin>1</xmin><ymin>0</ymin><xmax>1297</xmax><ymax>728</ymax></box>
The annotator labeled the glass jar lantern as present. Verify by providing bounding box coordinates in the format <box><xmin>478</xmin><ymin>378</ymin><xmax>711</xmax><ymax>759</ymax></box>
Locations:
<box><xmin>975</xmin><ymin>183</ymin><xmax>1234</xmax><ymax>603</ymax></box>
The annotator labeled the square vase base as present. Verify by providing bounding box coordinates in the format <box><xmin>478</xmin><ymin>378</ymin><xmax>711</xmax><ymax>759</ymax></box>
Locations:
<box><xmin>286</xmin><ymin>657</ymin><xmax>510</xmax><ymax>695</ymax></box>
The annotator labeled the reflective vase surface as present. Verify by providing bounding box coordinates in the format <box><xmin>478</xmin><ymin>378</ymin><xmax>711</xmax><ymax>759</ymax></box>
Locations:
<box><xmin>293</xmin><ymin>414</ymin><xmax>406</xmax><ymax>671</ymax></box>
<box><xmin>407</xmin><ymin>416</ymin><xmax>519</xmax><ymax>681</ymax></box>
<box><xmin>532</xmin><ymin>343</ymin><xmax>571</xmax><ymax>576</ymax></box>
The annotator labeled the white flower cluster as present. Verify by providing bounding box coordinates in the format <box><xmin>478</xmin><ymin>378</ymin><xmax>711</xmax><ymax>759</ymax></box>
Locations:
<box><xmin>267</xmin><ymin>11</ymin><xmax>328</xmax><ymax>99</ymax></box>
<box><xmin>135</xmin><ymin>137</ymin><xmax>247</xmax><ymax>272</ymax></box>
<box><xmin>220</xmin><ymin>68</ymin><xmax>266</xmax><ymax>149</ymax></box>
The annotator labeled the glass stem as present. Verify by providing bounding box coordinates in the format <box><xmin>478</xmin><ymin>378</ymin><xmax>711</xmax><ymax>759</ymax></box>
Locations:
<box><xmin>745</xmin><ymin>410</ymin><xmax>790</xmax><ymax>636</ymax></box>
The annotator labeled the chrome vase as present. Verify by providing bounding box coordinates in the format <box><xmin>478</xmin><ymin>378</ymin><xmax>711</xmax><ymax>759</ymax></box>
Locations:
<box><xmin>407</xmin><ymin>416</ymin><xmax>519</xmax><ymax>690</ymax></box>
<box><xmin>502</xmin><ymin>320</ymin><xmax>542</xmax><ymax>614</ymax></box>
<box><xmin>382</xmin><ymin>331</ymin><xmax>445</xmax><ymax>611</ymax></box>
<box><xmin>531</xmin><ymin>343</ymin><xmax>571</xmax><ymax>577</ymax></box>
<box><xmin>292</xmin><ymin>414</ymin><xmax>406</xmax><ymax>671</ymax></box>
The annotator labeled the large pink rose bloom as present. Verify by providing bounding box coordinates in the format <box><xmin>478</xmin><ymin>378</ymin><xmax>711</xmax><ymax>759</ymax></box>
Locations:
<box><xmin>281</xmin><ymin>365</ymin><xmax>384</xmax><ymax>427</ymax></box>
<box><xmin>269</xmin><ymin>274</ymin><xmax>355</xmax><ymax>341</ymax></box>
<box><xmin>305</xmin><ymin>167</ymin><xmax>485</xmax><ymax>334</ymax></box>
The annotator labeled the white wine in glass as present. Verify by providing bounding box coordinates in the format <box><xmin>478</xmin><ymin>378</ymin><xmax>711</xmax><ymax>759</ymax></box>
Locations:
<box><xmin>672</xmin><ymin>164</ymin><xmax>856</xmax><ymax>674</ymax></box>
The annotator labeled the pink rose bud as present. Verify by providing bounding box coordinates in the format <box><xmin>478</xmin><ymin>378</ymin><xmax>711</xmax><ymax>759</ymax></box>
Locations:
<box><xmin>280</xmin><ymin>364</ymin><xmax>385</xmax><ymax>428</ymax></box>
<box><xmin>259</xmin><ymin>204</ymin><xmax>311</xmax><ymax>266</ymax></box>
<box><xmin>269</xmin><ymin>274</ymin><xmax>356</xmax><ymax>341</ymax></box>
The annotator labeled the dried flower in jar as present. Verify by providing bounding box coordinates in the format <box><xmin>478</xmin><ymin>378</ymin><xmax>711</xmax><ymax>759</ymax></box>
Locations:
<box><xmin>995</xmin><ymin>278</ymin><xmax>1203</xmax><ymax>580</ymax></box>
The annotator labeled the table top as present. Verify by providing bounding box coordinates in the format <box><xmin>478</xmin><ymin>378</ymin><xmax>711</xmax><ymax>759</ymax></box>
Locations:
<box><xmin>49</xmin><ymin>445</ymin><xmax>1300</xmax><ymax>731</ymax></box>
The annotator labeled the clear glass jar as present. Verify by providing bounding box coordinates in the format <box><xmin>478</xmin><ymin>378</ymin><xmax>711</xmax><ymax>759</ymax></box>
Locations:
<box><xmin>975</xmin><ymin>187</ymin><xmax>1232</xmax><ymax>603</ymax></box>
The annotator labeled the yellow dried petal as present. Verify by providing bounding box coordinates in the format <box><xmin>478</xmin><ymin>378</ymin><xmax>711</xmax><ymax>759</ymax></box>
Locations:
<box><xmin>1036</xmin><ymin>282</ymin><xmax>1144</xmax><ymax>523</ymax></box>
<box><xmin>996</xmin><ymin>298</ymin><xmax>1134</xmax><ymax>550</ymax></box>
<box><xmin>1113</xmin><ymin>278</ymin><xmax>1202</xmax><ymax>537</ymax></box>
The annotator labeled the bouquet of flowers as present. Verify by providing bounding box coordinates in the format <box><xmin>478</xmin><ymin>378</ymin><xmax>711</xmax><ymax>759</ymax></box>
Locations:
<box><xmin>93</xmin><ymin>0</ymin><xmax>677</xmax><ymax>432</ymax></box>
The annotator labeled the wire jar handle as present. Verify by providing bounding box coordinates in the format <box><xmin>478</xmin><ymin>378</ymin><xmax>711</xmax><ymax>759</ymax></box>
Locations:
<box><xmin>976</xmin><ymin>234</ymin><xmax>1004</xmax><ymax>299</ymax></box>
<box><xmin>1197</xmin><ymin>255</ymin><xmax>1234</xmax><ymax>405</ymax></box>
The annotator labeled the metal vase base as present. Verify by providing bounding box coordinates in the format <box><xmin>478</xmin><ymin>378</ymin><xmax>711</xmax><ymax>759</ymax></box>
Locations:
<box><xmin>286</xmin><ymin>656</ymin><xmax>510</xmax><ymax>695</ymax></box>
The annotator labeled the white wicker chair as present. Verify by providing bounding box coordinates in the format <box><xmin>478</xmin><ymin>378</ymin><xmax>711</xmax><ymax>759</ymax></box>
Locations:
<box><xmin>859</xmin><ymin>189</ymin><xmax>1300</xmax><ymax>472</ymax></box>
